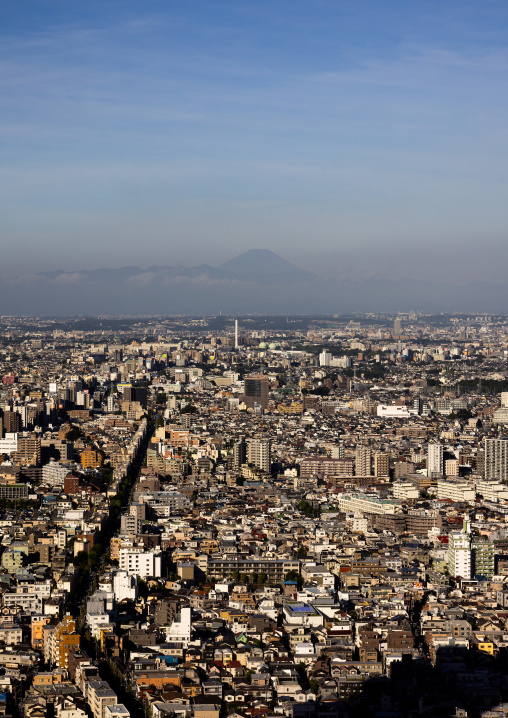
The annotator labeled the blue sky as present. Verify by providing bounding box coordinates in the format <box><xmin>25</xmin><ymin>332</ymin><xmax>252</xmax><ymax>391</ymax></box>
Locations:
<box><xmin>2</xmin><ymin>0</ymin><xmax>508</xmax><ymax>281</ymax></box>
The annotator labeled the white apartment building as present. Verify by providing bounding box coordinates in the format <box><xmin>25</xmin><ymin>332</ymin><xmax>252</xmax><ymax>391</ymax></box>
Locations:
<box><xmin>336</xmin><ymin>493</ymin><xmax>402</xmax><ymax>516</ymax></box>
<box><xmin>376</xmin><ymin>405</ymin><xmax>418</xmax><ymax>418</ymax></box>
<box><xmin>428</xmin><ymin>444</ymin><xmax>444</xmax><ymax>477</ymax></box>
<box><xmin>246</xmin><ymin>438</ymin><xmax>271</xmax><ymax>472</ymax></box>
<box><xmin>55</xmin><ymin>699</ymin><xmax>87</xmax><ymax>718</ymax></box>
<box><xmin>0</xmin><ymin>433</ymin><xmax>18</xmax><ymax>455</ymax></box>
<box><xmin>448</xmin><ymin>525</ymin><xmax>472</xmax><ymax>580</ymax></box>
<box><xmin>112</xmin><ymin>570</ymin><xmax>138</xmax><ymax>602</ymax></box>
<box><xmin>318</xmin><ymin>350</ymin><xmax>332</xmax><ymax>367</ymax></box>
<box><xmin>437</xmin><ymin>479</ymin><xmax>475</xmax><ymax>503</ymax></box>
<box><xmin>42</xmin><ymin>461</ymin><xmax>75</xmax><ymax>488</ymax></box>
<box><xmin>475</xmin><ymin>480</ymin><xmax>508</xmax><ymax>502</ymax></box>
<box><xmin>118</xmin><ymin>548</ymin><xmax>162</xmax><ymax>578</ymax></box>
<box><xmin>392</xmin><ymin>481</ymin><xmax>419</xmax><ymax>500</ymax></box>
<box><xmin>165</xmin><ymin>606</ymin><xmax>192</xmax><ymax>646</ymax></box>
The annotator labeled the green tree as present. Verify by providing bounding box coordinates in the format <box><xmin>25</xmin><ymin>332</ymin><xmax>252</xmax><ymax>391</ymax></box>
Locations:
<box><xmin>309</xmin><ymin>679</ymin><xmax>320</xmax><ymax>694</ymax></box>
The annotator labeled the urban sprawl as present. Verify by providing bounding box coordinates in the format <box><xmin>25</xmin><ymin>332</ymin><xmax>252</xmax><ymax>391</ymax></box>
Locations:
<box><xmin>1</xmin><ymin>313</ymin><xmax>508</xmax><ymax>718</ymax></box>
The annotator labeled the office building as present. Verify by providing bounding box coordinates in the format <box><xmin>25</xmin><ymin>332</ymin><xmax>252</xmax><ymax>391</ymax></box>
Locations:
<box><xmin>243</xmin><ymin>374</ymin><xmax>269</xmax><ymax>411</ymax></box>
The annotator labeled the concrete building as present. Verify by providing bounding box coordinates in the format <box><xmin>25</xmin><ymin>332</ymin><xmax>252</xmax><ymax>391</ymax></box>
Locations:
<box><xmin>485</xmin><ymin>438</ymin><xmax>508</xmax><ymax>481</ymax></box>
<box><xmin>373</xmin><ymin>452</ymin><xmax>390</xmax><ymax>478</ymax></box>
<box><xmin>355</xmin><ymin>445</ymin><xmax>372</xmax><ymax>477</ymax></box>
<box><xmin>437</xmin><ymin>479</ymin><xmax>475</xmax><ymax>503</ymax></box>
<box><xmin>118</xmin><ymin>548</ymin><xmax>162</xmax><ymax>578</ymax></box>
<box><xmin>243</xmin><ymin>374</ymin><xmax>269</xmax><ymax>411</ymax></box>
<box><xmin>112</xmin><ymin>571</ymin><xmax>138</xmax><ymax>602</ymax></box>
<box><xmin>428</xmin><ymin>443</ymin><xmax>444</xmax><ymax>478</ymax></box>
<box><xmin>318</xmin><ymin>351</ymin><xmax>332</xmax><ymax>367</ymax></box>
<box><xmin>392</xmin><ymin>481</ymin><xmax>419</xmax><ymax>500</ymax></box>
<box><xmin>471</xmin><ymin>537</ymin><xmax>495</xmax><ymax>579</ymax></box>
<box><xmin>475</xmin><ymin>480</ymin><xmax>508</xmax><ymax>502</ymax></box>
<box><xmin>246</xmin><ymin>438</ymin><xmax>271</xmax><ymax>472</ymax></box>
<box><xmin>44</xmin><ymin>615</ymin><xmax>80</xmax><ymax>670</ymax></box>
<box><xmin>448</xmin><ymin>525</ymin><xmax>471</xmax><ymax>580</ymax></box>
<box><xmin>336</xmin><ymin>493</ymin><xmax>402</xmax><ymax>516</ymax></box>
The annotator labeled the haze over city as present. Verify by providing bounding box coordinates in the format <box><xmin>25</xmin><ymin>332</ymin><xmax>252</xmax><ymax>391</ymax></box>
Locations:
<box><xmin>2</xmin><ymin>0</ymin><xmax>508</xmax><ymax>313</ymax></box>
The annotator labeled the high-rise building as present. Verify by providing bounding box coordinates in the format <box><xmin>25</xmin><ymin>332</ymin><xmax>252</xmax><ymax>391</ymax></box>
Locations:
<box><xmin>319</xmin><ymin>351</ymin><xmax>332</xmax><ymax>367</ymax></box>
<box><xmin>394</xmin><ymin>318</ymin><xmax>402</xmax><ymax>336</ymax></box>
<box><xmin>243</xmin><ymin>374</ymin><xmax>269</xmax><ymax>411</ymax></box>
<box><xmin>232</xmin><ymin>439</ymin><xmax>246</xmax><ymax>469</ymax></box>
<box><xmin>374</xmin><ymin>453</ymin><xmax>390</xmax><ymax>477</ymax></box>
<box><xmin>12</xmin><ymin>434</ymin><xmax>41</xmax><ymax>467</ymax></box>
<box><xmin>246</xmin><ymin>438</ymin><xmax>271</xmax><ymax>473</ymax></box>
<box><xmin>471</xmin><ymin>537</ymin><xmax>495</xmax><ymax>579</ymax></box>
<box><xmin>44</xmin><ymin>614</ymin><xmax>80</xmax><ymax>669</ymax></box>
<box><xmin>447</xmin><ymin>522</ymin><xmax>471</xmax><ymax>580</ymax></box>
<box><xmin>355</xmin><ymin>445</ymin><xmax>372</xmax><ymax>476</ymax></box>
<box><xmin>427</xmin><ymin>443</ymin><xmax>444</xmax><ymax>477</ymax></box>
<box><xmin>3</xmin><ymin>411</ymin><xmax>21</xmax><ymax>433</ymax></box>
<box><xmin>330</xmin><ymin>442</ymin><xmax>345</xmax><ymax>460</ymax></box>
<box><xmin>485</xmin><ymin>438</ymin><xmax>508</xmax><ymax>481</ymax></box>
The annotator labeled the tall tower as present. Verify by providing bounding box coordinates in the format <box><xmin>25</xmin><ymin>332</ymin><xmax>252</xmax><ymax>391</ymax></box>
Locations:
<box><xmin>235</xmin><ymin>319</ymin><xmax>239</xmax><ymax>350</ymax></box>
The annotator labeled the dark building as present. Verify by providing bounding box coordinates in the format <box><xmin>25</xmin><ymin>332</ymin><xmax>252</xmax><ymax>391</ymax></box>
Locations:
<box><xmin>3</xmin><ymin>411</ymin><xmax>21</xmax><ymax>433</ymax></box>
<box><xmin>123</xmin><ymin>385</ymin><xmax>148</xmax><ymax>409</ymax></box>
<box><xmin>64</xmin><ymin>474</ymin><xmax>81</xmax><ymax>495</ymax></box>
<box><xmin>243</xmin><ymin>374</ymin><xmax>269</xmax><ymax>411</ymax></box>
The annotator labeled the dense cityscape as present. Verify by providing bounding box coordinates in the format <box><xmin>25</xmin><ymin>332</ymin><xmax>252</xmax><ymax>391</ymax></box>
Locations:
<box><xmin>0</xmin><ymin>312</ymin><xmax>506</xmax><ymax>717</ymax></box>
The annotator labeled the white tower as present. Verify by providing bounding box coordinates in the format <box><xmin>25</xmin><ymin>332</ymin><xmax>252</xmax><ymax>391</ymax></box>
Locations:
<box><xmin>235</xmin><ymin>319</ymin><xmax>239</xmax><ymax>350</ymax></box>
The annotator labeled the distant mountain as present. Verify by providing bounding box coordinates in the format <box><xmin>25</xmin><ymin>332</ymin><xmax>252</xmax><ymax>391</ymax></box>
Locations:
<box><xmin>218</xmin><ymin>248</ymin><xmax>316</xmax><ymax>280</ymax></box>
<box><xmin>2</xmin><ymin>249</ymin><xmax>508</xmax><ymax>315</ymax></box>
<box><xmin>32</xmin><ymin>249</ymin><xmax>315</xmax><ymax>290</ymax></box>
